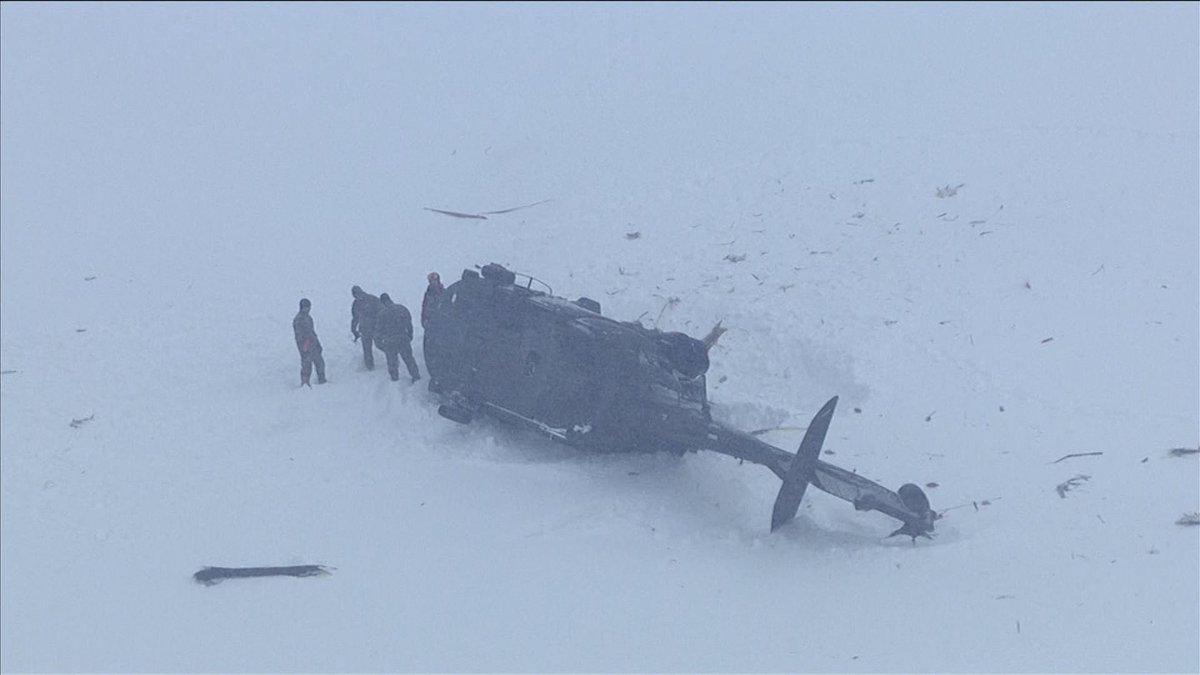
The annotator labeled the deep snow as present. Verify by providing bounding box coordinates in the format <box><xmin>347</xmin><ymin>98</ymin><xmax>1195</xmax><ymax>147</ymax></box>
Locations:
<box><xmin>2</xmin><ymin>3</ymin><xmax>1197</xmax><ymax>673</ymax></box>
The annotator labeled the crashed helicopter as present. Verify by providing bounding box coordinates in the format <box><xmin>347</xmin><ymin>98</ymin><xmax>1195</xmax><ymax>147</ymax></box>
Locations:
<box><xmin>423</xmin><ymin>263</ymin><xmax>937</xmax><ymax>540</ymax></box>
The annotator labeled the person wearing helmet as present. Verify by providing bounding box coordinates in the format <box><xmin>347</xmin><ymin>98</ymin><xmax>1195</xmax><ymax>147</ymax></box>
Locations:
<box><xmin>350</xmin><ymin>285</ymin><xmax>382</xmax><ymax>370</ymax></box>
<box><xmin>292</xmin><ymin>298</ymin><xmax>326</xmax><ymax>387</ymax></box>
<box><xmin>421</xmin><ymin>271</ymin><xmax>445</xmax><ymax>329</ymax></box>
<box><xmin>375</xmin><ymin>293</ymin><xmax>421</xmax><ymax>384</ymax></box>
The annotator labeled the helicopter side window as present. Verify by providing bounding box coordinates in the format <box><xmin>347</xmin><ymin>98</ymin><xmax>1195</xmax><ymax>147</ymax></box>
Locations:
<box><xmin>524</xmin><ymin>351</ymin><xmax>541</xmax><ymax>376</ymax></box>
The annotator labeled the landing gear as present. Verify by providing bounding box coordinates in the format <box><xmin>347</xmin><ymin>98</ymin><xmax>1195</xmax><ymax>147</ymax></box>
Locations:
<box><xmin>438</xmin><ymin>404</ymin><xmax>473</xmax><ymax>425</ymax></box>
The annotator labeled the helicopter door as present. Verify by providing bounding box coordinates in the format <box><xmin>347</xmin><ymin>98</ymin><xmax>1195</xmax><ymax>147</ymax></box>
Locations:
<box><xmin>514</xmin><ymin>307</ymin><xmax>564</xmax><ymax>423</ymax></box>
<box><xmin>473</xmin><ymin>287</ymin><xmax>527</xmax><ymax>407</ymax></box>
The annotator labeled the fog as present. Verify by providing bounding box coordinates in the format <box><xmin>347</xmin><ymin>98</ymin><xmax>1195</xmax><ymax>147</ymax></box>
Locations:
<box><xmin>3</xmin><ymin>3</ymin><xmax>1197</xmax><ymax>672</ymax></box>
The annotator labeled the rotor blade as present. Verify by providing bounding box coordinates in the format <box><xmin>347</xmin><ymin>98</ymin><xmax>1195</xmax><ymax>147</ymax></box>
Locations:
<box><xmin>424</xmin><ymin>207</ymin><xmax>488</xmax><ymax>220</ymax></box>
<box><xmin>771</xmin><ymin>396</ymin><xmax>838</xmax><ymax>531</ymax></box>
<box><xmin>481</xmin><ymin>198</ymin><xmax>552</xmax><ymax>215</ymax></box>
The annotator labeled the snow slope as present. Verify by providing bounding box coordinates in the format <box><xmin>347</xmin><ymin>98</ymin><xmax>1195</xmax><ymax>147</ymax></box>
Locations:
<box><xmin>2</xmin><ymin>3</ymin><xmax>1197</xmax><ymax>673</ymax></box>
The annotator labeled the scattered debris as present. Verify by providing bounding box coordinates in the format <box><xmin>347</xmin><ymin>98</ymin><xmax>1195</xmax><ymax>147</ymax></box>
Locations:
<box><xmin>936</xmin><ymin>183</ymin><xmax>965</xmax><ymax>198</ymax></box>
<box><xmin>938</xmin><ymin>496</ymin><xmax>1001</xmax><ymax>517</ymax></box>
<box><xmin>1091</xmin><ymin>265</ymin><xmax>1105</xmax><ymax>276</ymax></box>
<box><xmin>84</xmin><ymin>276</ymin><xmax>97</xmax><ymax>281</ymax></box>
<box><xmin>653</xmin><ymin>296</ymin><xmax>681</xmax><ymax>325</ymax></box>
<box><xmin>969</xmin><ymin>205</ymin><xmax>1004</xmax><ymax>225</ymax></box>
<box><xmin>1</xmin><ymin>370</ymin><xmax>17</xmax><ymax>375</ymax></box>
<box><xmin>700</xmin><ymin>321</ymin><xmax>728</xmax><ymax>351</ymax></box>
<box><xmin>1168</xmin><ymin>447</ymin><xmax>1199</xmax><ymax>457</ymax></box>
<box><xmin>925</xmin><ymin>482</ymin><xmax>939</xmax><ymax>488</ymax></box>
<box><xmin>75</xmin><ymin>328</ymin><xmax>87</xmax><ymax>333</ymax></box>
<box><xmin>999</xmin><ymin>405</ymin><xmax>1005</xmax><ymax>412</ymax></box>
<box><xmin>723</xmin><ymin>253</ymin><xmax>747</xmax><ymax>263</ymax></box>
<box><xmin>625</xmin><ymin>231</ymin><xmax>641</xmax><ymax>240</ymax></box>
<box><xmin>193</xmin><ymin>565</ymin><xmax>331</xmax><ymax>586</ymax></box>
<box><xmin>69</xmin><ymin>414</ymin><xmax>95</xmax><ymax>429</ymax></box>
<box><xmin>1176</xmin><ymin>513</ymin><xmax>1200</xmax><ymax>526</ymax></box>
<box><xmin>925</xmin><ymin>411</ymin><xmax>935</xmax><ymax>422</ymax></box>
<box><xmin>1056</xmin><ymin>474</ymin><xmax>1090</xmax><ymax>498</ymax></box>
<box><xmin>1051</xmin><ymin>452</ymin><xmax>1104</xmax><ymax>464</ymax></box>
<box><xmin>1040</xmin><ymin>337</ymin><xmax>1054</xmax><ymax>344</ymax></box>
<box><xmin>853</xmin><ymin>407</ymin><xmax>862</xmax><ymax>414</ymax></box>
<box><xmin>854</xmin><ymin>178</ymin><xmax>875</xmax><ymax>185</ymax></box>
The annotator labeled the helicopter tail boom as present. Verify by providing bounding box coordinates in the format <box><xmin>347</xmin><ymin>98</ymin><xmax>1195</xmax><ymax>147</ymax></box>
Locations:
<box><xmin>704</xmin><ymin>396</ymin><xmax>937</xmax><ymax>539</ymax></box>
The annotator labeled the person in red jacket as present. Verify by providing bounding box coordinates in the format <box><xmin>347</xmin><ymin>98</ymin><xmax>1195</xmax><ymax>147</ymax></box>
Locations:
<box><xmin>421</xmin><ymin>271</ymin><xmax>445</xmax><ymax>329</ymax></box>
<box><xmin>292</xmin><ymin>298</ymin><xmax>326</xmax><ymax>387</ymax></box>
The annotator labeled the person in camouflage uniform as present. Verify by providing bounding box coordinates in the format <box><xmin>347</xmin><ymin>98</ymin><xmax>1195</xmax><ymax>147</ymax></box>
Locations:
<box><xmin>293</xmin><ymin>298</ymin><xmax>326</xmax><ymax>387</ymax></box>
<box><xmin>375</xmin><ymin>293</ymin><xmax>421</xmax><ymax>383</ymax></box>
<box><xmin>350</xmin><ymin>285</ymin><xmax>382</xmax><ymax>370</ymax></box>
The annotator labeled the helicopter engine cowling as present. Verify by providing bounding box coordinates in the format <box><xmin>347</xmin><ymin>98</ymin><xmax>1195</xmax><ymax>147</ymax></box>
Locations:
<box><xmin>654</xmin><ymin>331</ymin><xmax>710</xmax><ymax>379</ymax></box>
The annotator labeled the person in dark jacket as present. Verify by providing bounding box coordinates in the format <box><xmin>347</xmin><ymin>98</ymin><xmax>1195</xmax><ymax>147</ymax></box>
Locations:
<box><xmin>350</xmin><ymin>285</ymin><xmax>382</xmax><ymax>370</ymax></box>
<box><xmin>421</xmin><ymin>271</ymin><xmax>445</xmax><ymax>329</ymax></box>
<box><xmin>293</xmin><ymin>298</ymin><xmax>326</xmax><ymax>386</ymax></box>
<box><xmin>375</xmin><ymin>293</ymin><xmax>421</xmax><ymax>383</ymax></box>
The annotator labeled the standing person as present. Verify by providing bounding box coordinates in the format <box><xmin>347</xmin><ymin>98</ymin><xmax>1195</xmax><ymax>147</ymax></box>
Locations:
<box><xmin>293</xmin><ymin>298</ymin><xmax>326</xmax><ymax>387</ymax></box>
<box><xmin>375</xmin><ymin>293</ymin><xmax>421</xmax><ymax>383</ymax></box>
<box><xmin>421</xmin><ymin>271</ymin><xmax>445</xmax><ymax>329</ymax></box>
<box><xmin>350</xmin><ymin>285</ymin><xmax>382</xmax><ymax>370</ymax></box>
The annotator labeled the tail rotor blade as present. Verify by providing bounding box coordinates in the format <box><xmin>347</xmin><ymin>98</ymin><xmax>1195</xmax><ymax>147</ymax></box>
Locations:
<box><xmin>770</xmin><ymin>396</ymin><xmax>838</xmax><ymax>531</ymax></box>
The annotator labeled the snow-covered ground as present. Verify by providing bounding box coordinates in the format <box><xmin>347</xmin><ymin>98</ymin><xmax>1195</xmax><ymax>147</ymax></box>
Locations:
<box><xmin>2</xmin><ymin>3</ymin><xmax>1197</xmax><ymax>672</ymax></box>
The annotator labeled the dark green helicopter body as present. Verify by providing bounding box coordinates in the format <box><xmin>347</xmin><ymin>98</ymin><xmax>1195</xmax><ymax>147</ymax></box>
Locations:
<box><xmin>424</xmin><ymin>263</ymin><xmax>936</xmax><ymax>540</ymax></box>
